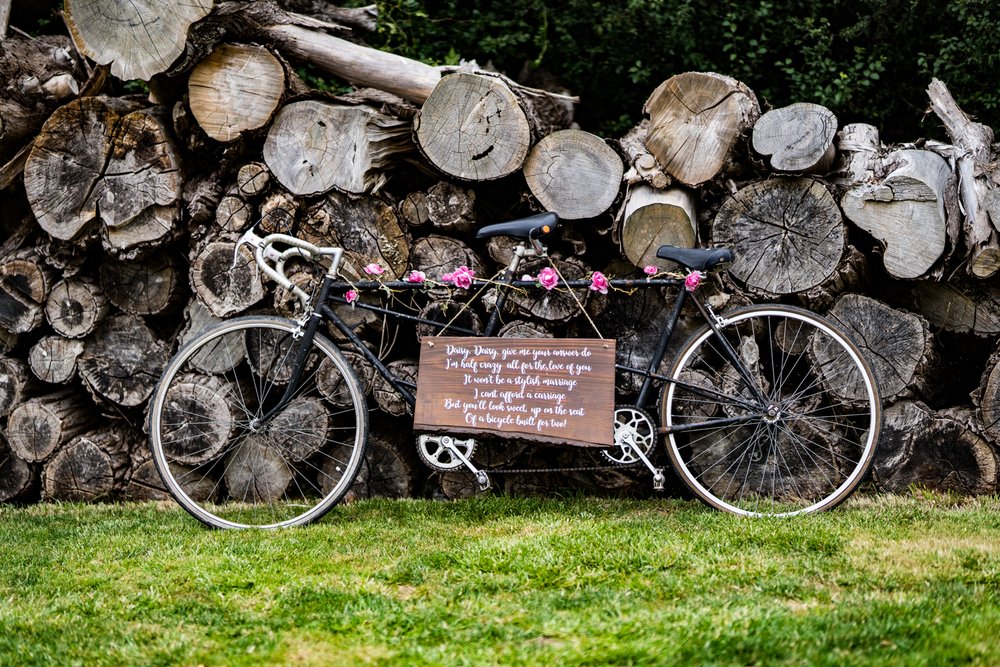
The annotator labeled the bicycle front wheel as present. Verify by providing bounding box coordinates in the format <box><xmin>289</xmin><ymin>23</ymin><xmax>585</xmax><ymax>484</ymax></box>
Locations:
<box><xmin>661</xmin><ymin>305</ymin><xmax>881</xmax><ymax>517</ymax></box>
<box><xmin>148</xmin><ymin>316</ymin><xmax>369</xmax><ymax>529</ymax></box>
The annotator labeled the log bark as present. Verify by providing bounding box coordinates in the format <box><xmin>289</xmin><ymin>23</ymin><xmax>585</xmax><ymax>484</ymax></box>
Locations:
<box><xmin>751</xmin><ymin>102</ymin><xmax>837</xmax><ymax>174</ymax></box>
<box><xmin>28</xmin><ymin>336</ymin><xmax>85</xmax><ymax>384</ymax></box>
<box><xmin>263</xmin><ymin>100</ymin><xmax>413</xmax><ymax>195</ymax></box>
<box><xmin>190</xmin><ymin>239</ymin><xmax>266</xmax><ymax>317</ymax></box>
<box><xmin>914</xmin><ymin>281</ymin><xmax>1000</xmax><ymax>336</ymax></box>
<box><xmin>0</xmin><ymin>434</ymin><xmax>37</xmax><ymax>503</ymax></box>
<box><xmin>188</xmin><ymin>43</ymin><xmax>286</xmax><ymax>142</ymax></box>
<box><xmin>300</xmin><ymin>192</ymin><xmax>409</xmax><ymax>280</ymax></box>
<box><xmin>643</xmin><ymin>71</ymin><xmax>760</xmax><ymax>187</ymax></box>
<box><xmin>373</xmin><ymin>358</ymin><xmax>417</xmax><ymax>417</ymax></box>
<box><xmin>42</xmin><ymin>427</ymin><xmax>130</xmax><ymax>501</ymax></box>
<box><xmin>823</xmin><ymin>294</ymin><xmax>936</xmax><ymax>403</ymax></box>
<box><xmin>830</xmin><ymin>123</ymin><xmax>881</xmax><ymax>186</ymax></box>
<box><xmin>64</xmin><ymin>0</ymin><xmax>214</xmax><ymax>81</ymax></box>
<box><xmin>0</xmin><ymin>34</ymin><xmax>84</xmax><ymax>164</ymax></box>
<box><xmin>619</xmin><ymin>120</ymin><xmax>671</xmax><ymax>189</ymax></box>
<box><xmin>620</xmin><ymin>185</ymin><xmax>697</xmax><ymax>270</ymax></box>
<box><xmin>874</xmin><ymin>402</ymin><xmax>998</xmax><ymax>495</ymax></box>
<box><xmin>0</xmin><ymin>355</ymin><xmax>31</xmax><ymax>417</ymax></box>
<box><xmin>78</xmin><ymin>314</ymin><xmax>169</xmax><ymax>407</ymax></box>
<box><xmin>414</xmin><ymin>72</ymin><xmax>533</xmax><ymax>181</ymax></box>
<box><xmin>974</xmin><ymin>349</ymin><xmax>1000</xmax><ymax>444</ymax></box>
<box><xmin>712</xmin><ymin>178</ymin><xmax>845</xmax><ymax>296</ymax></box>
<box><xmin>0</xmin><ymin>249</ymin><xmax>53</xmax><ymax>334</ymax></box>
<box><xmin>927</xmin><ymin>78</ymin><xmax>1000</xmax><ymax>278</ymax></box>
<box><xmin>0</xmin><ymin>0</ymin><xmax>10</xmax><ymax>38</ymax></box>
<box><xmin>7</xmin><ymin>392</ymin><xmax>96</xmax><ymax>463</ymax></box>
<box><xmin>24</xmin><ymin>96</ymin><xmax>182</xmax><ymax>255</ymax></box>
<box><xmin>44</xmin><ymin>276</ymin><xmax>108</xmax><ymax>338</ymax></box>
<box><xmin>523</xmin><ymin>129</ymin><xmax>624</xmax><ymax>219</ymax></box>
<box><xmin>841</xmin><ymin>149</ymin><xmax>953</xmax><ymax>280</ymax></box>
<box><xmin>264</xmin><ymin>22</ymin><xmax>441</xmax><ymax>105</ymax></box>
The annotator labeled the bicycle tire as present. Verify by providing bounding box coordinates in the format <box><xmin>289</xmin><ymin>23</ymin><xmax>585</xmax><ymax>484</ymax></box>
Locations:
<box><xmin>661</xmin><ymin>304</ymin><xmax>881</xmax><ymax>517</ymax></box>
<box><xmin>148</xmin><ymin>316</ymin><xmax>369</xmax><ymax>529</ymax></box>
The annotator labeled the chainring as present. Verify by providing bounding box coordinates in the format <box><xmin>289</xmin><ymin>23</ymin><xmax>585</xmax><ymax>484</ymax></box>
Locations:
<box><xmin>416</xmin><ymin>435</ymin><xmax>477</xmax><ymax>471</ymax></box>
<box><xmin>602</xmin><ymin>406</ymin><xmax>657</xmax><ymax>465</ymax></box>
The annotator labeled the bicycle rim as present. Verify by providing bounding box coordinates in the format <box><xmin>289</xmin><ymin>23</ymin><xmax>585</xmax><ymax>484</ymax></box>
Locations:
<box><xmin>662</xmin><ymin>305</ymin><xmax>881</xmax><ymax>517</ymax></box>
<box><xmin>148</xmin><ymin>316</ymin><xmax>368</xmax><ymax>529</ymax></box>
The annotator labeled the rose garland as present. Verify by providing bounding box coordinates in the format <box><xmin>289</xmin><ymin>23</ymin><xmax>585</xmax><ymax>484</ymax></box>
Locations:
<box><xmin>342</xmin><ymin>261</ymin><xmax>704</xmax><ymax>304</ymax></box>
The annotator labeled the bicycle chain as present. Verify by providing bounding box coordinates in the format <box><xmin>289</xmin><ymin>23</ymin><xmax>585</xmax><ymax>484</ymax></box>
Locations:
<box><xmin>483</xmin><ymin>462</ymin><xmax>642</xmax><ymax>475</ymax></box>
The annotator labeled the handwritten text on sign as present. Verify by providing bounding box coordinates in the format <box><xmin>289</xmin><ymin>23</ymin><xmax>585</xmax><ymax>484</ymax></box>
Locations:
<box><xmin>414</xmin><ymin>337</ymin><xmax>616</xmax><ymax>447</ymax></box>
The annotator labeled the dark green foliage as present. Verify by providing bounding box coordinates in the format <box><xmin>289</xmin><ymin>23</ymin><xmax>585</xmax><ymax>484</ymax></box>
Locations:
<box><xmin>355</xmin><ymin>0</ymin><xmax>1000</xmax><ymax>141</ymax></box>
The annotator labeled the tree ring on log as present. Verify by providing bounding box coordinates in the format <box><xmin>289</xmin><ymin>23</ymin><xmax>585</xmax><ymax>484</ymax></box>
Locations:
<box><xmin>643</xmin><ymin>72</ymin><xmax>760</xmax><ymax>186</ymax></box>
<box><xmin>24</xmin><ymin>96</ymin><xmax>182</xmax><ymax>250</ymax></box>
<box><xmin>224</xmin><ymin>437</ymin><xmax>293</xmax><ymax>502</ymax></box>
<box><xmin>821</xmin><ymin>293</ymin><xmax>933</xmax><ymax>403</ymax></box>
<box><xmin>159</xmin><ymin>373</ymin><xmax>236</xmax><ymax>466</ymax></box>
<box><xmin>415</xmin><ymin>72</ymin><xmax>531</xmax><ymax>181</ymax></box>
<box><xmin>713</xmin><ymin>178</ymin><xmax>844</xmax><ymax>296</ymax></box>
<box><xmin>190</xmin><ymin>241</ymin><xmax>266</xmax><ymax>317</ymax></box>
<box><xmin>523</xmin><ymin>129</ymin><xmax>624</xmax><ymax>219</ymax></box>
<box><xmin>78</xmin><ymin>314</ymin><xmax>168</xmax><ymax>407</ymax></box>
<box><xmin>64</xmin><ymin>0</ymin><xmax>214</xmax><ymax>81</ymax></box>
<box><xmin>264</xmin><ymin>101</ymin><xmax>412</xmax><ymax>195</ymax></box>
<box><xmin>752</xmin><ymin>102</ymin><xmax>838</xmax><ymax>173</ymax></box>
<box><xmin>189</xmin><ymin>43</ymin><xmax>286</xmax><ymax>142</ymax></box>
<box><xmin>841</xmin><ymin>149</ymin><xmax>950</xmax><ymax>280</ymax></box>
<box><xmin>44</xmin><ymin>277</ymin><xmax>107</xmax><ymax>338</ymax></box>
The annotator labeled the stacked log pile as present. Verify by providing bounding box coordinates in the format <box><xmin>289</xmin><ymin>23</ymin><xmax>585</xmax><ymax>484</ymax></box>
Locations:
<box><xmin>2</xmin><ymin>0</ymin><xmax>1000</xmax><ymax>503</ymax></box>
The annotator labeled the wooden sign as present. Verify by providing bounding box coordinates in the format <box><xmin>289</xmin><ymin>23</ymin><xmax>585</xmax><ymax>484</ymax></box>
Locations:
<box><xmin>414</xmin><ymin>337</ymin><xmax>616</xmax><ymax>447</ymax></box>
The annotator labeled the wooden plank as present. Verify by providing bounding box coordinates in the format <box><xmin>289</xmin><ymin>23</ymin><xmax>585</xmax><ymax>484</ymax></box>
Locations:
<box><xmin>414</xmin><ymin>337</ymin><xmax>616</xmax><ymax>447</ymax></box>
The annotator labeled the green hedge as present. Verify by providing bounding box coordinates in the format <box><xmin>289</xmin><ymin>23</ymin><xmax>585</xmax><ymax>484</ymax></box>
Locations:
<box><xmin>358</xmin><ymin>0</ymin><xmax>1000</xmax><ymax>141</ymax></box>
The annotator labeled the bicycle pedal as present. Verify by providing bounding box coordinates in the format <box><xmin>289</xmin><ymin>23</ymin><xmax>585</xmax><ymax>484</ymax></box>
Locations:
<box><xmin>652</xmin><ymin>468</ymin><xmax>666</xmax><ymax>491</ymax></box>
<box><xmin>475</xmin><ymin>471</ymin><xmax>492</xmax><ymax>491</ymax></box>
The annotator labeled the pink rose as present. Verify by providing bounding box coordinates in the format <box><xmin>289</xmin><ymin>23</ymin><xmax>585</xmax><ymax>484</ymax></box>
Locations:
<box><xmin>684</xmin><ymin>271</ymin><xmax>702</xmax><ymax>292</ymax></box>
<box><xmin>589</xmin><ymin>271</ymin><xmax>609</xmax><ymax>295</ymax></box>
<box><xmin>537</xmin><ymin>266</ymin><xmax>559</xmax><ymax>291</ymax></box>
<box><xmin>406</xmin><ymin>270</ymin><xmax>426</xmax><ymax>283</ymax></box>
<box><xmin>440</xmin><ymin>272</ymin><xmax>454</xmax><ymax>284</ymax></box>
<box><xmin>451</xmin><ymin>265</ymin><xmax>475</xmax><ymax>290</ymax></box>
<box><xmin>644</xmin><ymin>265</ymin><xmax>658</xmax><ymax>276</ymax></box>
<box><xmin>363</xmin><ymin>263</ymin><xmax>385</xmax><ymax>276</ymax></box>
<box><xmin>345</xmin><ymin>289</ymin><xmax>359</xmax><ymax>303</ymax></box>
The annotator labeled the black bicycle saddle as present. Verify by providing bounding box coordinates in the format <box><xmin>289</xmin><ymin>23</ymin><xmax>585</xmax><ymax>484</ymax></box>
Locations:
<box><xmin>656</xmin><ymin>246</ymin><xmax>734</xmax><ymax>272</ymax></box>
<box><xmin>475</xmin><ymin>212</ymin><xmax>560</xmax><ymax>240</ymax></box>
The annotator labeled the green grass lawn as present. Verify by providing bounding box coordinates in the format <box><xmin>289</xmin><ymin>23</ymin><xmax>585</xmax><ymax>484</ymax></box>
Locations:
<box><xmin>1</xmin><ymin>493</ymin><xmax>999</xmax><ymax>666</ymax></box>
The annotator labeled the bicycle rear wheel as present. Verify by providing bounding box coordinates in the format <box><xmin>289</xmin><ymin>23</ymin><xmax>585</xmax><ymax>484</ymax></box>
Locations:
<box><xmin>148</xmin><ymin>316</ymin><xmax>369</xmax><ymax>529</ymax></box>
<box><xmin>661</xmin><ymin>305</ymin><xmax>880</xmax><ymax>517</ymax></box>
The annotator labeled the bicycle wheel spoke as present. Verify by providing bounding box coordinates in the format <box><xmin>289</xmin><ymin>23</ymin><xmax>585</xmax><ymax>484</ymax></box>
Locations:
<box><xmin>149</xmin><ymin>317</ymin><xmax>369</xmax><ymax>529</ymax></box>
<box><xmin>664</xmin><ymin>305</ymin><xmax>880</xmax><ymax>517</ymax></box>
